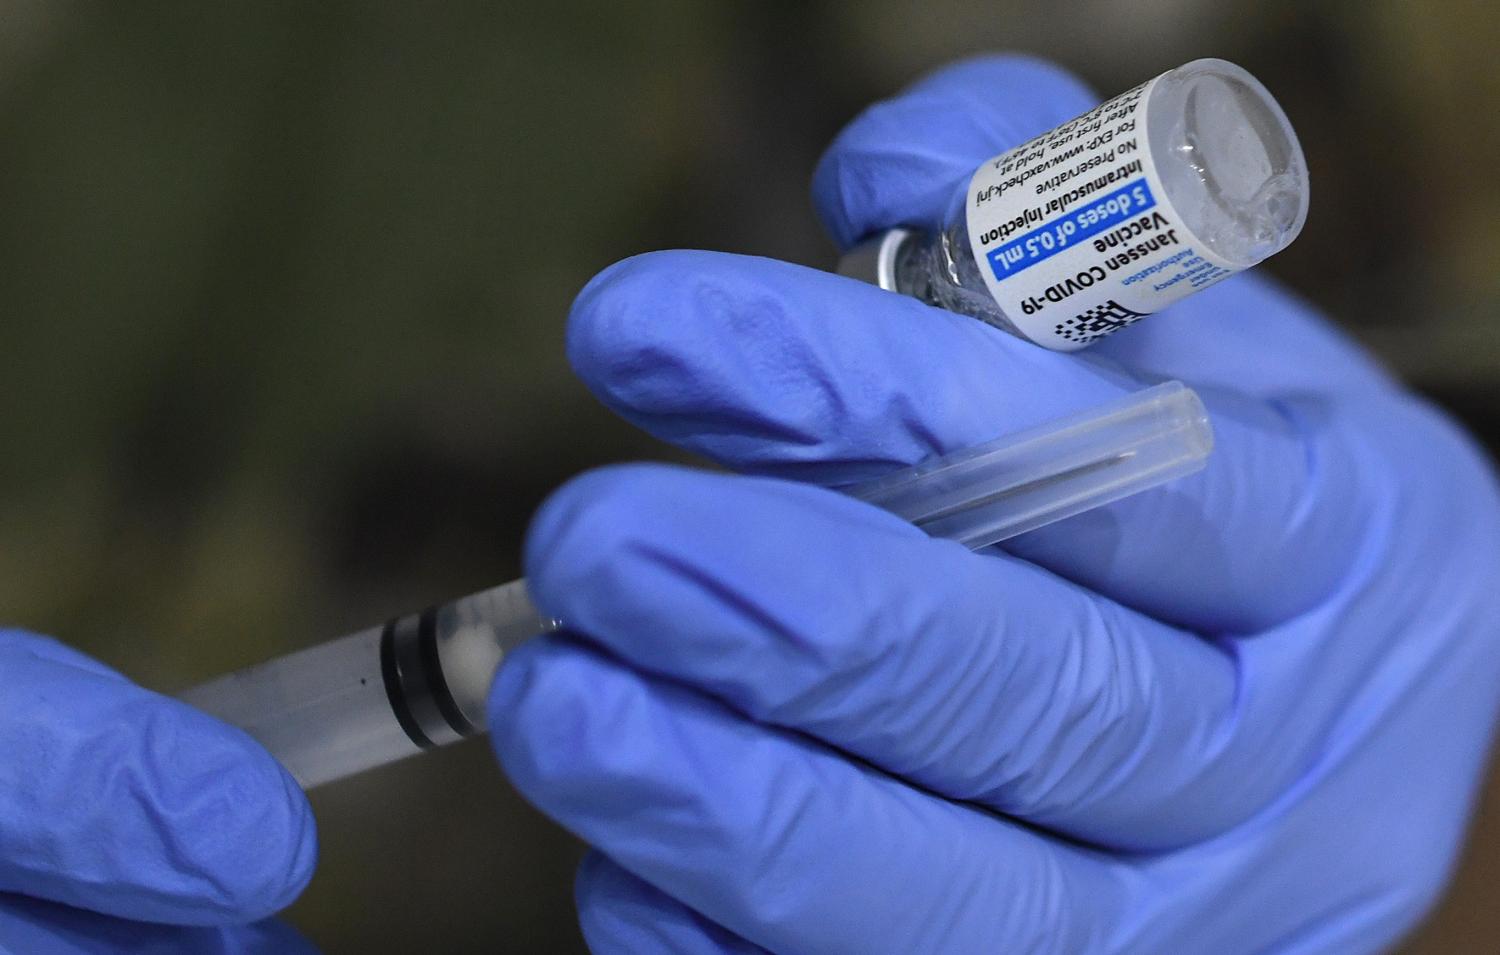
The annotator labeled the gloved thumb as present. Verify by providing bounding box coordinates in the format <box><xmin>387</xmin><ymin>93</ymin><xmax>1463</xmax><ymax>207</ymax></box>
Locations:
<box><xmin>811</xmin><ymin>54</ymin><xmax>1097</xmax><ymax>249</ymax></box>
<box><xmin>0</xmin><ymin>629</ymin><xmax>317</xmax><ymax>925</ymax></box>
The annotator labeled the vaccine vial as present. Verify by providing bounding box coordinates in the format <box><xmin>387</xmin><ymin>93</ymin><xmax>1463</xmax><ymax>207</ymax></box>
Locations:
<box><xmin>837</xmin><ymin>59</ymin><xmax>1309</xmax><ymax>351</ymax></box>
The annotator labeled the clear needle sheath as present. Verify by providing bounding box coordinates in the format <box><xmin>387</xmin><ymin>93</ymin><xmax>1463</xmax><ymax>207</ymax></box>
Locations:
<box><xmin>179</xmin><ymin>381</ymin><xmax>1211</xmax><ymax>788</ymax></box>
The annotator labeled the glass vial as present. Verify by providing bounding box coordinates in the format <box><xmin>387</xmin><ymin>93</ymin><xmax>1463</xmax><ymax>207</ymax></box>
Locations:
<box><xmin>837</xmin><ymin>58</ymin><xmax>1309</xmax><ymax>351</ymax></box>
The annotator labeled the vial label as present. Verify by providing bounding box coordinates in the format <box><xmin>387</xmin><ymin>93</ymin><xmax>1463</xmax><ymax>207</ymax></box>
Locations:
<box><xmin>965</xmin><ymin>76</ymin><xmax>1238</xmax><ymax>350</ymax></box>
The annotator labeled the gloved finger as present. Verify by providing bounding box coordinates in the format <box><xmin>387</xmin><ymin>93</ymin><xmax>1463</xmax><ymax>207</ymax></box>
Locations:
<box><xmin>0</xmin><ymin>629</ymin><xmax>317</xmax><ymax>926</ymax></box>
<box><xmin>0</xmin><ymin>894</ymin><xmax>318</xmax><ymax>954</ymax></box>
<box><xmin>811</xmin><ymin>53</ymin><xmax>1393</xmax><ymax>398</ymax></box>
<box><xmin>0</xmin><ymin>627</ymin><xmax>131</xmax><ymax>680</ymax></box>
<box><xmin>491</xmin><ymin>638</ymin><xmax>1133</xmax><ymax>955</ymax></box>
<box><xmin>567</xmin><ymin>251</ymin><xmax>1372</xmax><ymax>632</ymax></box>
<box><xmin>811</xmin><ymin>54</ymin><xmax>1097</xmax><ymax>250</ymax></box>
<box><xmin>525</xmin><ymin>465</ymin><xmax>1266</xmax><ymax>849</ymax></box>
<box><xmin>575</xmin><ymin>852</ymin><xmax>769</xmax><ymax>955</ymax></box>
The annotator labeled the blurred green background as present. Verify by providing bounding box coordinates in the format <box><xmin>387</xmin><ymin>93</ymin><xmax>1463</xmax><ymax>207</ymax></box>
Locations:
<box><xmin>2</xmin><ymin>0</ymin><xmax>1498</xmax><ymax>951</ymax></box>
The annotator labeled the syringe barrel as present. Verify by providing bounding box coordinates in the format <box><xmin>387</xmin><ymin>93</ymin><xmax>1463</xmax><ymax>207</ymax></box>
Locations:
<box><xmin>180</xmin><ymin>579</ymin><xmax>553</xmax><ymax>788</ymax></box>
<box><xmin>179</xmin><ymin>626</ymin><xmax>417</xmax><ymax>788</ymax></box>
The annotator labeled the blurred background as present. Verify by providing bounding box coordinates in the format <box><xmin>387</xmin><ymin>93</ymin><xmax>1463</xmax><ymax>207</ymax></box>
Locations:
<box><xmin>1</xmin><ymin>0</ymin><xmax>1497</xmax><ymax>951</ymax></box>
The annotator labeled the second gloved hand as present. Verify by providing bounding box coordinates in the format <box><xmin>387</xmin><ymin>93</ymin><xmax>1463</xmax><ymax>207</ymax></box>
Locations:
<box><xmin>0</xmin><ymin>628</ymin><xmax>317</xmax><ymax>954</ymax></box>
<box><xmin>491</xmin><ymin>55</ymin><xmax>1500</xmax><ymax>953</ymax></box>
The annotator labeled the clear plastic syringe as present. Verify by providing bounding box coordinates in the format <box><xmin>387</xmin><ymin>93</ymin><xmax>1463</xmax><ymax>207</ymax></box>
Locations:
<box><xmin>180</xmin><ymin>381</ymin><xmax>1212</xmax><ymax>789</ymax></box>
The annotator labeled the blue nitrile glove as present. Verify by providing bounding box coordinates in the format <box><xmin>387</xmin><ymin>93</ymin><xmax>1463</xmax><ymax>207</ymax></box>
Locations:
<box><xmin>490</xmin><ymin>55</ymin><xmax>1500</xmax><ymax>954</ymax></box>
<box><xmin>0</xmin><ymin>628</ymin><xmax>317</xmax><ymax>953</ymax></box>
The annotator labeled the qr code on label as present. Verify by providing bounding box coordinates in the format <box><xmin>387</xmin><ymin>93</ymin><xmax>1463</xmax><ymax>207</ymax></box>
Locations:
<box><xmin>1053</xmin><ymin>300</ymin><xmax>1149</xmax><ymax>345</ymax></box>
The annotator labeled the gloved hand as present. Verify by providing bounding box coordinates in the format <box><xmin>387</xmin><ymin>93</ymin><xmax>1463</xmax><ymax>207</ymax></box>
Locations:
<box><xmin>0</xmin><ymin>628</ymin><xmax>317</xmax><ymax>953</ymax></box>
<box><xmin>490</xmin><ymin>55</ymin><xmax>1500</xmax><ymax>953</ymax></box>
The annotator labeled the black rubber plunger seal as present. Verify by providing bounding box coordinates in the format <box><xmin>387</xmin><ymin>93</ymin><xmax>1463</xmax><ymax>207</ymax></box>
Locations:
<box><xmin>380</xmin><ymin>618</ymin><xmax>434</xmax><ymax>749</ymax></box>
<box><xmin>380</xmin><ymin>608</ymin><xmax>478</xmax><ymax>749</ymax></box>
<box><xmin>417</xmin><ymin>608</ymin><xmax>477</xmax><ymax>737</ymax></box>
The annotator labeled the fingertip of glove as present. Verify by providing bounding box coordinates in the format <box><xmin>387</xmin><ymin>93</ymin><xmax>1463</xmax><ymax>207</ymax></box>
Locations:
<box><xmin>576</xmin><ymin>853</ymin><xmax>761</xmax><ymax>955</ymax></box>
<box><xmin>489</xmin><ymin>636</ymin><xmax>721</xmax><ymax>833</ymax></box>
<box><xmin>566</xmin><ymin>251</ymin><xmax>707</xmax><ymax>413</ymax></box>
<box><xmin>573</xmin><ymin>851</ymin><xmax>642</xmax><ymax>928</ymax></box>
<box><xmin>140</xmin><ymin>700</ymin><xmax>320</xmax><ymax>922</ymax></box>
<box><xmin>566</xmin><ymin>248</ymin><xmax>984</xmax><ymax>481</ymax></box>
<box><xmin>811</xmin><ymin>53</ymin><xmax>1098</xmax><ymax>249</ymax></box>
<box><xmin>0</xmin><ymin>627</ymin><xmax>127</xmax><ymax>679</ymax></box>
<box><xmin>568</xmin><ymin>249</ymin><xmax>835</xmax><ymax>432</ymax></box>
<box><xmin>0</xmin><ymin>644</ymin><xmax>318</xmax><ymax>925</ymax></box>
<box><xmin>488</xmin><ymin>637</ymin><xmax>615</xmax><ymax>807</ymax></box>
<box><xmin>523</xmin><ymin>463</ymin><xmax>674</xmax><ymax>620</ymax></box>
<box><xmin>903</xmin><ymin>53</ymin><xmax>1097</xmax><ymax>115</ymax></box>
